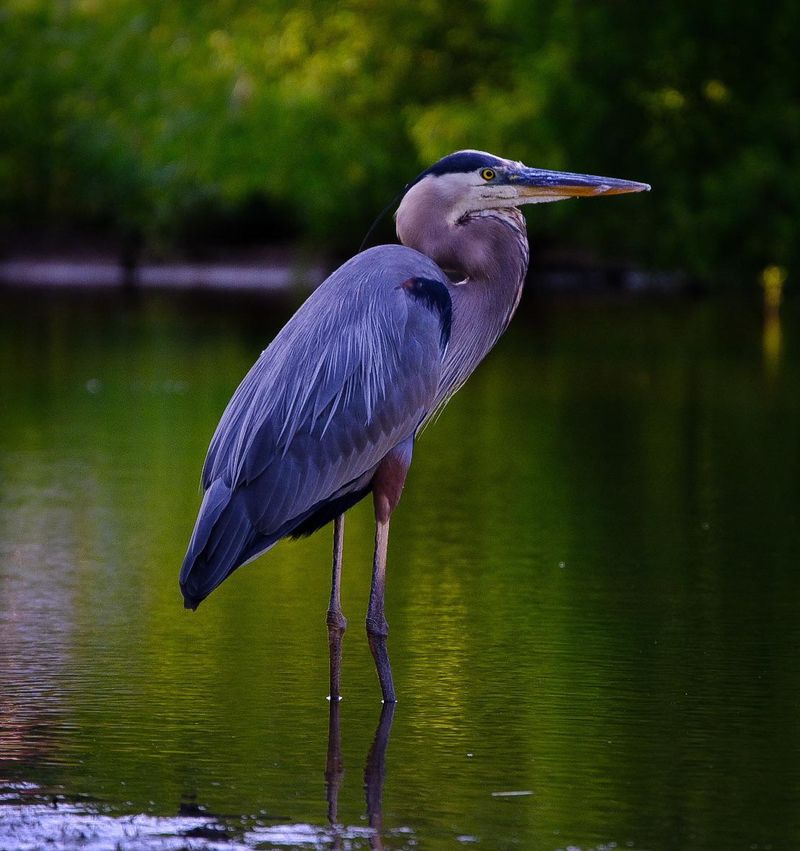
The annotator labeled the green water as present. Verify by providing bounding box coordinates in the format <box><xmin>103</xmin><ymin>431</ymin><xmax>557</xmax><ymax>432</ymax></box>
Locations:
<box><xmin>1</xmin><ymin>286</ymin><xmax>798</xmax><ymax>850</ymax></box>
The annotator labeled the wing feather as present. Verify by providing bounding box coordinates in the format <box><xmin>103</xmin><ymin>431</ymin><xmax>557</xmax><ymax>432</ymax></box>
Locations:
<box><xmin>182</xmin><ymin>245</ymin><xmax>451</xmax><ymax>607</ymax></box>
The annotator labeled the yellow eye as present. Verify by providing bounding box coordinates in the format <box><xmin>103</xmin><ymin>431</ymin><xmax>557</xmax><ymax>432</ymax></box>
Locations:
<box><xmin>481</xmin><ymin>168</ymin><xmax>496</xmax><ymax>181</ymax></box>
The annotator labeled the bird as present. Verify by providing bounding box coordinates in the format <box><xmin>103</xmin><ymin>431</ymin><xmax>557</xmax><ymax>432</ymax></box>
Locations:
<box><xmin>179</xmin><ymin>150</ymin><xmax>649</xmax><ymax>702</ymax></box>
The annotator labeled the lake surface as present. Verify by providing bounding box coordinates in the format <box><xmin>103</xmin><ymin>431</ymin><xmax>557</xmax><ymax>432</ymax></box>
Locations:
<box><xmin>1</xmin><ymin>285</ymin><xmax>798</xmax><ymax>850</ymax></box>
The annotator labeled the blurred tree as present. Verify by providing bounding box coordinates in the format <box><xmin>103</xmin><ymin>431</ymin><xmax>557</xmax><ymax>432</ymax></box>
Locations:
<box><xmin>0</xmin><ymin>0</ymin><xmax>797</xmax><ymax>283</ymax></box>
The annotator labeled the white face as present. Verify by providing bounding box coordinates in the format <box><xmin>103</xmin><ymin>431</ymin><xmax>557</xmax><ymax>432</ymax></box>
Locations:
<box><xmin>396</xmin><ymin>150</ymin><xmax>650</xmax><ymax>250</ymax></box>
<box><xmin>410</xmin><ymin>165</ymin><xmax>572</xmax><ymax>226</ymax></box>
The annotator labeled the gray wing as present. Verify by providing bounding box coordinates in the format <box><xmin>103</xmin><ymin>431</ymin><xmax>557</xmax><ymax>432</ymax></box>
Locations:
<box><xmin>180</xmin><ymin>245</ymin><xmax>451</xmax><ymax>608</ymax></box>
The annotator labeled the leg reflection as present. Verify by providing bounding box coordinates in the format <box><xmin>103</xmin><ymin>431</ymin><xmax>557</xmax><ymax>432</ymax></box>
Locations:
<box><xmin>364</xmin><ymin>702</ymin><xmax>395</xmax><ymax>849</ymax></box>
<box><xmin>325</xmin><ymin>696</ymin><xmax>344</xmax><ymax>828</ymax></box>
<box><xmin>324</xmin><ymin>699</ymin><xmax>396</xmax><ymax>849</ymax></box>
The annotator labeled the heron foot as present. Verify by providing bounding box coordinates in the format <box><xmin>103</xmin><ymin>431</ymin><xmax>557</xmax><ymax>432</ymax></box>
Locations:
<box><xmin>366</xmin><ymin>618</ymin><xmax>396</xmax><ymax>703</ymax></box>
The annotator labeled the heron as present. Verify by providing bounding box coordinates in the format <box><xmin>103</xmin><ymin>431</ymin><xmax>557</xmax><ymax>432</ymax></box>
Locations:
<box><xmin>180</xmin><ymin>150</ymin><xmax>649</xmax><ymax>702</ymax></box>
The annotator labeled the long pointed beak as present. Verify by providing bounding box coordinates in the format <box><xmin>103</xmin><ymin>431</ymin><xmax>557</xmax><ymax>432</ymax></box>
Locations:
<box><xmin>510</xmin><ymin>167</ymin><xmax>650</xmax><ymax>201</ymax></box>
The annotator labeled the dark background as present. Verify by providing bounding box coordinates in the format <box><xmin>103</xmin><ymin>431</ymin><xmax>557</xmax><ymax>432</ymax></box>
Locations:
<box><xmin>2</xmin><ymin>0</ymin><xmax>798</xmax><ymax>287</ymax></box>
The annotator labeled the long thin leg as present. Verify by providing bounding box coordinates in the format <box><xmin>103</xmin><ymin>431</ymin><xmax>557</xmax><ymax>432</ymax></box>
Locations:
<box><xmin>366</xmin><ymin>440</ymin><xmax>412</xmax><ymax>703</ymax></box>
<box><xmin>327</xmin><ymin>513</ymin><xmax>347</xmax><ymax>701</ymax></box>
<box><xmin>366</xmin><ymin>517</ymin><xmax>395</xmax><ymax>703</ymax></box>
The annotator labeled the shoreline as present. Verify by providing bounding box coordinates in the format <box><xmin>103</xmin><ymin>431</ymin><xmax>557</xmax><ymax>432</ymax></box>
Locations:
<box><xmin>0</xmin><ymin>255</ymin><xmax>687</xmax><ymax>295</ymax></box>
<box><xmin>0</xmin><ymin>258</ymin><xmax>327</xmax><ymax>292</ymax></box>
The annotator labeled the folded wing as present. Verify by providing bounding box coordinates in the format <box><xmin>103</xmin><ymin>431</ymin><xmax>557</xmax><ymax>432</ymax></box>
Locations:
<box><xmin>180</xmin><ymin>246</ymin><xmax>451</xmax><ymax>608</ymax></box>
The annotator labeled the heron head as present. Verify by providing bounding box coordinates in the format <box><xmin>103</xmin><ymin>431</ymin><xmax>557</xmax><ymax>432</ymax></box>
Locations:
<box><xmin>396</xmin><ymin>149</ymin><xmax>650</xmax><ymax>228</ymax></box>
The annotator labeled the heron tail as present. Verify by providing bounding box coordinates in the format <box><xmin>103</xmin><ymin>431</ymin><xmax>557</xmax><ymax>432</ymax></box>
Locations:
<box><xmin>179</xmin><ymin>479</ymin><xmax>262</xmax><ymax>610</ymax></box>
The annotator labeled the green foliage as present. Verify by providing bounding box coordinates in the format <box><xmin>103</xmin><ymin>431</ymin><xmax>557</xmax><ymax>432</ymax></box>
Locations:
<box><xmin>1</xmin><ymin>0</ymin><xmax>798</xmax><ymax>283</ymax></box>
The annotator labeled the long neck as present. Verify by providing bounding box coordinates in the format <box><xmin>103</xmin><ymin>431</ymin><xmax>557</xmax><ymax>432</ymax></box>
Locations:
<box><xmin>397</xmin><ymin>202</ymin><xmax>529</xmax><ymax>413</ymax></box>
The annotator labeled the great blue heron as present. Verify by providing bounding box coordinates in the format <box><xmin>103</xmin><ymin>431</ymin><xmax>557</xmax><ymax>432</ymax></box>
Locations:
<box><xmin>180</xmin><ymin>150</ymin><xmax>649</xmax><ymax>702</ymax></box>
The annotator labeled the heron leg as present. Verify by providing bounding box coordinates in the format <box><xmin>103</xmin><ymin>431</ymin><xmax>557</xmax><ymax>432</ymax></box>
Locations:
<box><xmin>366</xmin><ymin>441</ymin><xmax>412</xmax><ymax>703</ymax></box>
<box><xmin>327</xmin><ymin>513</ymin><xmax>347</xmax><ymax>701</ymax></box>
<box><xmin>367</xmin><ymin>517</ymin><xmax>395</xmax><ymax>703</ymax></box>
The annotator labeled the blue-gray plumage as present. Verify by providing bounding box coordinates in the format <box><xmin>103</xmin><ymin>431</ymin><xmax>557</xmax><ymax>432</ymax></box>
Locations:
<box><xmin>180</xmin><ymin>150</ymin><xmax>649</xmax><ymax>702</ymax></box>
<box><xmin>182</xmin><ymin>247</ymin><xmax>449</xmax><ymax>605</ymax></box>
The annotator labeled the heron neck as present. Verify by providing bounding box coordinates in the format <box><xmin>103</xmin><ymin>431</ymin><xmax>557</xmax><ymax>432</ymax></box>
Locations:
<box><xmin>432</xmin><ymin>210</ymin><xmax>529</xmax><ymax>413</ymax></box>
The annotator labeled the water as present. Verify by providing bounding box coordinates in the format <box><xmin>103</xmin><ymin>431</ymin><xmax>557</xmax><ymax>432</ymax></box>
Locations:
<box><xmin>1</xmin><ymin>286</ymin><xmax>798</xmax><ymax>850</ymax></box>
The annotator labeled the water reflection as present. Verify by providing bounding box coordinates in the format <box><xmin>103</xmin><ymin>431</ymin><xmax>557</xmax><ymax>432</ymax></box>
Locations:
<box><xmin>1</xmin><ymin>702</ymin><xmax>405</xmax><ymax>850</ymax></box>
<box><xmin>324</xmin><ymin>700</ymin><xmax>344</xmax><ymax>831</ymax></box>
<box><xmin>762</xmin><ymin>310</ymin><xmax>782</xmax><ymax>377</ymax></box>
<box><xmin>1</xmin><ymin>289</ymin><xmax>800</xmax><ymax>849</ymax></box>
<box><xmin>362</xmin><ymin>703</ymin><xmax>394</xmax><ymax>847</ymax></box>
<box><xmin>325</xmin><ymin>700</ymin><xmax>397</xmax><ymax>850</ymax></box>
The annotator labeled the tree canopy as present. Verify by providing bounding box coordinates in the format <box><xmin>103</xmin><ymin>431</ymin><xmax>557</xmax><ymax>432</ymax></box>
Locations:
<box><xmin>1</xmin><ymin>0</ymin><xmax>798</xmax><ymax>284</ymax></box>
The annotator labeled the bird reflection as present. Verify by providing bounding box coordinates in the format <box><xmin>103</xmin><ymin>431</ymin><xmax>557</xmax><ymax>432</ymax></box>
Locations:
<box><xmin>174</xmin><ymin>702</ymin><xmax>397</xmax><ymax>847</ymax></box>
<box><xmin>325</xmin><ymin>700</ymin><xmax>396</xmax><ymax>850</ymax></box>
